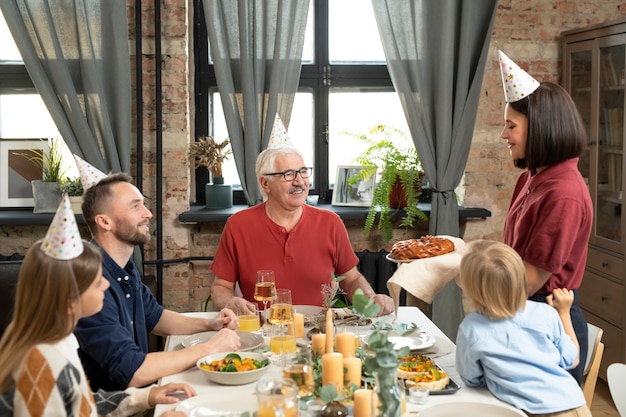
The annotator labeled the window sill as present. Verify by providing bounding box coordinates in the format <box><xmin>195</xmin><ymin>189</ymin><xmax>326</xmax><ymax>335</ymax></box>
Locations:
<box><xmin>178</xmin><ymin>203</ymin><xmax>491</xmax><ymax>224</ymax></box>
<box><xmin>0</xmin><ymin>208</ymin><xmax>84</xmax><ymax>225</ymax></box>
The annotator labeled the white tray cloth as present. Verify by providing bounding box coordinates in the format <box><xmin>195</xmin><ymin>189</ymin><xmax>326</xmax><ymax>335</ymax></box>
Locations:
<box><xmin>387</xmin><ymin>235</ymin><xmax>467</xmax><ymax>312</ymax></box>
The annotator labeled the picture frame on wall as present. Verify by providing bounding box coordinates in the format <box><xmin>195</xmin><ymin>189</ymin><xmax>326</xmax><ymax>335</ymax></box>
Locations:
<box><xmin>0</xmin><ymin>139</ymin><xmax>45</xmax><ymax>207</ymax></box>
<box><xmin>332</xmin><ymin>165</ymin><xmax>376</xmax><ymax>207</ymax></box>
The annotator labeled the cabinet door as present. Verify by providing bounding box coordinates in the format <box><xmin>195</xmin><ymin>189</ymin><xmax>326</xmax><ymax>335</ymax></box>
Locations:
<box><xmin>595</xmin><ymin>34</ymin><xmax>625</xmax><ymax>251</ymax></box>
<box><xmin>565</xmin><ymin>42</ymin><xmax>593</xmax><ymax>189</ymax></box>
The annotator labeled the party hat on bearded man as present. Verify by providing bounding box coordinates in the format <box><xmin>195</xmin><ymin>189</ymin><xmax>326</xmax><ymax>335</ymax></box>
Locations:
<box><xmin>74</xmin><ymin>154</ymin><xmax>108</xmax><ymax>191</ymax></box>
<box><xmin>41</xmin><ymin>194</ymin><xmax>84</xmax><ymax>260</ymax></box>
<box><xmin>498</xmin><ymin>50</ymin><xmax>540</xmax><ymax>103</ymax></box>
<box><xmin>267</xmin><ymin>113</ymin><xmax>293</xmax><ymax>149</ymax></box>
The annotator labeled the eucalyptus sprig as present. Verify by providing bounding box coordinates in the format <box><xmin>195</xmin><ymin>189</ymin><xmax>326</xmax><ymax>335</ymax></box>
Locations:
<box><xmin>352</xmin><ymin>289</ymin><xmax>419</xmax><ymax>375</ymax></box>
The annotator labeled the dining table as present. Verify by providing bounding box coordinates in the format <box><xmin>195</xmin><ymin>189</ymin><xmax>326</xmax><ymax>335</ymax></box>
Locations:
<box><xmin>154</xmin><ymin>306</ymin><xmax>519</xmax><ymax>416</ymax></box>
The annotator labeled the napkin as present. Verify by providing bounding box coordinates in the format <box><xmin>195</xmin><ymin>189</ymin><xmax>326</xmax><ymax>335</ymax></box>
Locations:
<box><xmin>387</xmin><ymin>235</ymin><xmax>468</xmax><ymax>314</ymax></box>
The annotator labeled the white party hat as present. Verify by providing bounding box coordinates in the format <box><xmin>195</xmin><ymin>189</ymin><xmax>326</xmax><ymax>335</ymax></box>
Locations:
<box><xmin>41</xmin><ymin>194</ymin><xmax>84</xmax><ymax>260</ymax></box>
<box><xmin>267</xmin><ymin>113</ymin><xmax>293</xmax><ymax>149</ymax></box>
<box><xmin>498</xmin><ymin>50</ymin><xmax>540</xmax><ymax>102</ymax></box>
<box><xmin>74</xmin><ymin>154</ymin><xmax>107</xmax><ymax>190</ymax></box>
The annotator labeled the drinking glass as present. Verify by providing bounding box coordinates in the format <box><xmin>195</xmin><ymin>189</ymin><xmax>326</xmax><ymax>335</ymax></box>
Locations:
<box><xmin>254</xmin><ymin>270</ymin><xmax>276</xmax><ymax>327</ymax></box>
<box><xmin>268</xmin><ymin>289</ymin><xmax>295</xmax><ymax>360</ymax></box>
<box><xmin>237</xmin><ymin>311</ymin><xmax>261</xmax><ymax>332</ymax></box>
<box><xmin>283</xmin><ymin>348</ymin><xmax>315</xmax><ymax>398</ymax></box>
<box><xmin>255</xmin><ymin>377</ymin><xmax>299</xmax><ymax>417</ymax></box>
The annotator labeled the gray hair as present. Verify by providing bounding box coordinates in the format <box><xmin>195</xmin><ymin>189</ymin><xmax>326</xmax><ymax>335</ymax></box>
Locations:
<box><xmin>255</xmin><ymin>146</ymin><xmax>305</xmax><ymax>201</ymax></box>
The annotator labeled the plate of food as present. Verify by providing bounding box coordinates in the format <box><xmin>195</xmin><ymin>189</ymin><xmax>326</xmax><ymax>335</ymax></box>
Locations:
<box><xmin>196</xmin><ymin>351</ymin><xmax>271</xmax><ymax>385</ymax></box>
<box><xmin>176</xmin><ymin>393</ymin><xmax>257</xmax><ymax>416</ymax></box>
<box><xmin>362</xmin><ymin>333</ymin><xmax>435</xmax><ymax>351</ymax></box>
<box><xmin>398</xmin><ymin>354</ymin><xmax>459</xmax><ymax>394</ymax></box>
<box><xmin>386</xmin><ymin>235</ymin><xmax>456</xmax><ymax>263</ymax></box>
<box><xmin>181</xmin><ymin>330</ymin><xmax>264</xmax><ymax>350</ymax></box>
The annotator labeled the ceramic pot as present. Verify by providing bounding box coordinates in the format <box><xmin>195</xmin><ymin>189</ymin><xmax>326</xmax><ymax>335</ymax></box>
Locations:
<box><xmin>31</xmin><ymin>180</ymin><xmax>62</xmax><ymax>213</ymax></box>
<box><xmin>205</xmin><ymin>177</ymin><xmax>232</xmax><ymax>209</ymax></box>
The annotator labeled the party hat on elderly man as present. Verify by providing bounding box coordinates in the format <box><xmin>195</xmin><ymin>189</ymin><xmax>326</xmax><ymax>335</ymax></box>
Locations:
<box><xmin>41</xmin><ymin>194</ymin><xmax>84</xmax><ymax>260</ymax></box>
<box><xmin>498</xmin><ymin>50</ymin><xmax>540</xmax><ymax>102</ymax></box>
<box><xmin>74</xmin><ymin>154</ymin><xmax>108</xmax><ymax>191</ymax></box>
<box><xmin>267</xmin><ymin>113</ymin><xmax>293</xmax><ymax>149</ymax></box>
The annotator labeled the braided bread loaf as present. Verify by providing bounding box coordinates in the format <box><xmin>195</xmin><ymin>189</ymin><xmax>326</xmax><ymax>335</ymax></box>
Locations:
<box><xmin>389</xmin><ymin>235</ymin><xmax>455</xmax><ymax>260</ymax></box>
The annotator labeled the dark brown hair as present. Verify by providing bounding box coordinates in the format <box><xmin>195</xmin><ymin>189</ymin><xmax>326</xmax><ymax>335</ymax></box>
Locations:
<box><xmin>81</xmin><ymin>172</ymin><xmax>133</xmax><ymax>235</ymax></box>
<box><xmin>509</xmin><ymin>81</ymin><xmax>587</xmax><ymax>174</ymax></box>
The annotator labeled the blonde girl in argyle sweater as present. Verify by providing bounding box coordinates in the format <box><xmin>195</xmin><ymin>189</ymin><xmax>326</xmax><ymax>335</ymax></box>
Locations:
<box><xmin>0</xmin><ymin>240</ymin><xmax>193</xmax><ymax>417</ymax></box>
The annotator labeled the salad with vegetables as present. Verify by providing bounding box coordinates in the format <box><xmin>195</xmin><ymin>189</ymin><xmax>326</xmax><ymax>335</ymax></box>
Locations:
<box><xmin>199</xmin><ymin>353</ymin><xmax>270</xmax><ymax>373</ymax></box>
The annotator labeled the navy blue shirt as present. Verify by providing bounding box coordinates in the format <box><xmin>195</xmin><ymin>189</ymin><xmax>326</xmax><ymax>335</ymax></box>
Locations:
<box><xmin>74</xmin><ymin>243</ymin><xmax>163</xmax><ymax>391</ymax></box>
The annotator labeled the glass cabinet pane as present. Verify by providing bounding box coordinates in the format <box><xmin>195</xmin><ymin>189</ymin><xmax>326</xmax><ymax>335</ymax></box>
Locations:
<box><xmin>597</xmin><ymin>43</ymin><xmax>625</xmax><ymax>243</ymax></box>
<box><xmin>570</xmin><ymin>50</ymin><xmax>592</xmax><ymax>185</ymax></box>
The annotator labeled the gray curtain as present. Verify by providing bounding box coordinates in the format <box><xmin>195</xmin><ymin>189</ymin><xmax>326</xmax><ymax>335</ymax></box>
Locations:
<box><xmin>0</xmin><ymin>1</ymin><xmax>132</xmax><ymax>173</ymax></box>
<box><xmin>372</xmin><ymin>0</ymin><xmax>497</xmax><ymax>340</ymax></box>
<box><xmin>202</xmin><ymin>0</ymin><xmax>309</xmax><ymax>204</ymax></box>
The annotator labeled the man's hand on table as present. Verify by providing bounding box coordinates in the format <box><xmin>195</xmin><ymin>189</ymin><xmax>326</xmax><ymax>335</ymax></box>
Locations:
<box><xmin>148</xmin><ymin>382</ymin><xmax>196</xmax><ymax>406</ymax></box>
<box><xmin>225</xmin><ymin>297</ymin><xmax>258</xmax><ymax>316</ymax></box>
<box><xmin>209</xmin><ymin>308</ymin><xmax>239</xmax><ymax>330</ymax></box>
<box><xmin>373</xmin><ymin>294</ymin><xmax>395</xmax><ymax>316</ymax></box>
<box><xmin>201</xmin><ymin>328</ymin><xmax>241</xmax><ymax>353</ymax></box>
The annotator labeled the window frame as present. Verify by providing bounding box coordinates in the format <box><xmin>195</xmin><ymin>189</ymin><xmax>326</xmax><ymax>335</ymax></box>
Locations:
<box><xmin>193</xmin><ymin>0</ymin><xmax>393</xmax><ymax>205</ymax></box>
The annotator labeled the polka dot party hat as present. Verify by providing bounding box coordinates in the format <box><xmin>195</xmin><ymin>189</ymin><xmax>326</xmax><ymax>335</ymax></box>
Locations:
<box><xmin>498</xmin><ymin>50</ymin><xmax>540</xmax><ymax>103</ymax></box>
<box><xmin>267</xmin><ymin>113</ymin><xmax>293</xmax><ymax>149</ymax></box>
<box><xmin>41</xmin><ymin>194</ymin><xmax>84</xmax><ymax>260</ymax></box>
<box><xmin>74</xmin><ymin>154</ymin><xmax>108</xmax><ymax>191</ymax></box>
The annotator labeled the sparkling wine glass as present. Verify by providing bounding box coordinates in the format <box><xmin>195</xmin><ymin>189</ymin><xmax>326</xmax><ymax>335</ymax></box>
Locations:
<box><xmin>268</xmin><ymin>288</ymin><xmax>294</xmax><ymax>363</ymax></box>
<box><xmin>254</xmin><ymin>270</ymin><xmax>276</xmax><ymax>328</ymax></box>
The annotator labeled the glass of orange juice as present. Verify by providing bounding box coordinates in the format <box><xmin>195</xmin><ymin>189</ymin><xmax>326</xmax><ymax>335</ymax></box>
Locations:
<box><xmin>255</xmin><ymin>378</ymin><xmax>299</xmax><ymax>417</ymax></box>
<box><xmin>269</xmin><ymin>334</ymin><xmax>297</xmax><ymax>354</ymax></box>
<box><xmin>238</xmin><ymin>313</ymin><xmax>261</xmax><ymax>332</ymax></box>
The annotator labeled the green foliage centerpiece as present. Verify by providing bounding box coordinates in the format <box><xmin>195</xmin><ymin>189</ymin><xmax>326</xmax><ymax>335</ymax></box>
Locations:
<box><xmin>313</xmin><ymin>289</ymin><xmax>417</xmax><ymax>417</ymax></box>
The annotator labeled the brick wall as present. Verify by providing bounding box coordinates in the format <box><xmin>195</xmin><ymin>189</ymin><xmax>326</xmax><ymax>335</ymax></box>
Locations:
<box><xmin>2</xmin><ymin>0</ymin><xmax>626</xmax><ymax>312</ymax></box>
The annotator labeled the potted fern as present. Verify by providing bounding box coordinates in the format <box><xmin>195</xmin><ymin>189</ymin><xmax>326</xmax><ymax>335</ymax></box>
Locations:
<box><xmin>342</xmin><ymin>125</ymin><xmax>428</xmax><ymax>243</ymax></box>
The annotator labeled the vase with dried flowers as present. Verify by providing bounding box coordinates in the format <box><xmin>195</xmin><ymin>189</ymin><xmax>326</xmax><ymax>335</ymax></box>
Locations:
<box><xmin>188</xmin><ymin>136</ymin><xmax>233</xmax><ymax>209</ymax></box>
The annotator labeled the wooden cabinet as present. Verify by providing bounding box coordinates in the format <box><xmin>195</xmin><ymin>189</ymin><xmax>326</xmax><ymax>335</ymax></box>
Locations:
<box><xmin>563</xmin><ymin>18</ymin><xmax>626</xmax><ymax>379</ymax></box>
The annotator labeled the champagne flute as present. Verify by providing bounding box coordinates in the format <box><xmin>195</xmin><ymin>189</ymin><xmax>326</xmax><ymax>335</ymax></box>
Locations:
<box><xmin>254</xmin><ymin>270</ymin><xmax>276</xmax><ymax>328</ymax></box>
<box><xmin>268</xmin><ymin>289</ymin><xmax>294</xmax><ymax>363</ymax></box>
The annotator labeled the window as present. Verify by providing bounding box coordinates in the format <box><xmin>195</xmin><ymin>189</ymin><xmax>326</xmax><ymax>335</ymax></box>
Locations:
<box><xmin>0</xmin><ymin>10</ymin><xmax>77</xmax><ymax>204</ymax></box>
<box><xmin>194</xmin><ymin>0</ymin><xmax>409</xmax><ymax>204</ymax></box>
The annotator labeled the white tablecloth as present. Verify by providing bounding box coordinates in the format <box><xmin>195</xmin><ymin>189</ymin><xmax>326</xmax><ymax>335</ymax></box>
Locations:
<box><xmin>154</xmin><ymin>307</ymin><xmax>514</xmax><ymax>416</ymax></box>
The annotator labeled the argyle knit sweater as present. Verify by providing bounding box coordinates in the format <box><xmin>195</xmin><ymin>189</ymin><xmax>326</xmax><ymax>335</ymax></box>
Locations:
<box><xmin>0</xmin><ymin>335</ymin><xmax>151</xmax><ymax>417</ymax></box>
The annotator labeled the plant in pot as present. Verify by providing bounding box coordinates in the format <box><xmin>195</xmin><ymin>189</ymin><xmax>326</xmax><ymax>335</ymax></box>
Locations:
<box><xmin>59</xmin><ymin>176</ymin><xmax>84</xmax><ymax>213</ymax></box>
<box><xmin>16</xmin><ymin>139</ymin><xmax>67</xmax><ymax>213</ymax></box>
<box><xmin>188</xmin><ymin>135</ymin><xmax>233</xmax><ymax>209</ymax></box>
<box><xmin>343</xmin><ymin>125</ymin><xmax>428</xmax><ymax>243</ymax></box>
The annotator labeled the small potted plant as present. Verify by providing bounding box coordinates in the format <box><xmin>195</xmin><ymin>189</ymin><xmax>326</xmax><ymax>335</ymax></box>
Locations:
<box><xmin>188</xmin><ymin>136</ymin><xmax>233</xmax><ymax>209</ymax></box>
<box><xmin>342</xmin><ymin>125</ymin><xmax>428</xmax><ymax>243</ymax></box>
<box><xmin>16</xmin><ymin>139</ymin><xmax>67</xmax><ymax>213</ymax></box>
<box><xmin>59</xmin><ymin>176</ymin><xmax>83</xmax><ymax>213</ymax></box>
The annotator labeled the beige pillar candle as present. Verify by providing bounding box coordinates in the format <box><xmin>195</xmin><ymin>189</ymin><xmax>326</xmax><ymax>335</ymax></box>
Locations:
<box><xmin>325</xmin><ymin>309</ymin><xmax>334</xmax><ymax>353</ymax></box>
<box><xmin>311</xmin><ymin>333</ymin><xmax>326</xmax><ymax>355</ymax></box>
<box><xmin>292</xmin><ymin>312</ymin><xmax>305</xmax><ymax>338</ymax></box>
<box><xmin>335</xmin><ymin>332</ymin><xmax>356</xmax><ymax>358</ymax></box>
<box><xmin>353</xmin><ymin>389</ymin><xmax>373</xmax><ymax>417</ymax></box>
<box><xmin>343</xmin><ymin>357</ymin><xmax>361</xmax><ymax>388</ymax></box>
<box><xmin>322</xmin><ymin>352</ymin><xmax>344</xmax><ymax>394</ymax></box>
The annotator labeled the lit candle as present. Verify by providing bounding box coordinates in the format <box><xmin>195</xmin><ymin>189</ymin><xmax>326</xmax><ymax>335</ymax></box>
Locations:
<box><xmin>311</xmin><ymin>333</ymin><xmax>326</xmax><ymax>355</ymax></box>
<box><xmin>292</xmin><ymin>312</ymin><xmax>305</xmax><ymax>338</ymax></box>
<box><xmin>325</xmin><ymin>309</ymin><xmax>334</xmax><ymax>353</ymax></box>
<box><xmin>335</xmin><ymin>332</ymin><xmax>356</xmax><ymax>358</ymax></box>
<box><xmin>322</xmin><ymin>352</ymin><xmax>344</xmax><ymax>394</ymax></box>
<box><xmin>353</xmin><ymin>389</ymin><xmax>373</xmax><ymax>417</ymax></box>
<box><xmin>343</xmin><ymin>357</ymin><xmax>361</xmax><ymax>388</ymax></box>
